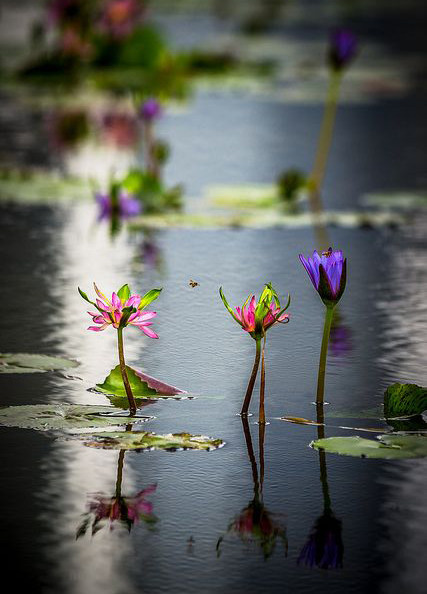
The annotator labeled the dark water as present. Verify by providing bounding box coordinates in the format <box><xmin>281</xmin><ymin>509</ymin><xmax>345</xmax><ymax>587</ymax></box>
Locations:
<box><xmin>1</xmin><ymin>2</ymin><xmax>427</xmax><ymax>594</ymax></box>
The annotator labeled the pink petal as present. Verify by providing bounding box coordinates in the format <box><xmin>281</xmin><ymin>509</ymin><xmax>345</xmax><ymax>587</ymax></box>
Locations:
<box><xmin>93</xmin><ymin>283</ymin><xmax>111</xmax><ymax>305</ymax></box>
<box><xmin>139</xmin><ymin>326</ymin><xmax>159</xmax><ymax>339</ymax></box>
<box><xmin>133</xmin><ymin>370</ymin><xmax>187</xmax><ymax>395</ymax></box>
<box><xmin>87</xmin><ymin>324</ymin><xmax>108</xmax><ymax>331</ymax></box>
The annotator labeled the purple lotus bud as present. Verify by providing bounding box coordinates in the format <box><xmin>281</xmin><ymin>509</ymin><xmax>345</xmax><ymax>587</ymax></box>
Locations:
<box><xmin>298</xmin><ymin>511</ymin><xmax>343</xmax><ymax>570</ymax></box>
<box><xmin>299</xmin><ymin>248</ymin><xmax>347</xmax><ymax>307</ymax></box>
<box><xmin>139</xmin><ymin>98</ymin><xmax>162</xmax><ymax>122</ymax></box>
<box><xmin>328</xmin><ymin>29</ymin><xmax>358</xmax><ymax>71</ymax></box>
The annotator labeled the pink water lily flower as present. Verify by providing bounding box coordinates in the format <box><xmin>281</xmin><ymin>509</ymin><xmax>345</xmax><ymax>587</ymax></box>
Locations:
<box><xmin>235</xmin><ymin>296</ymin><xmax>289</xmax><ymax>335</ymax></box>
<box><xmin>86</xmin><ymin>284</ymin><xmax>158</xmax><ymax>338</ymax></box>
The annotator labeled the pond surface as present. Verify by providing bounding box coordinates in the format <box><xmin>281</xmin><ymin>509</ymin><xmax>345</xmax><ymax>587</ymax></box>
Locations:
<box><xmin>0</xmin><ymin>2</ymin><xmax>427</xmax><ymax>594</ymax></box>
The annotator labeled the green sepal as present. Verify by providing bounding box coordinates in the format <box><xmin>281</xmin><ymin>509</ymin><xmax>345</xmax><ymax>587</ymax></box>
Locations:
<box><xmin>219</xmin><ymin>287</ymin><xmax>242</xmax><ymax>326</ymax></box>
<box><xmin>78</xmin><ymin>287</ymin><xmax>92</xmax><ymax>305</ymax></box>
<box><xmin>138</xmin><ymin>288</ymin><xmax>162</xmax><ymax>310</ymax></box>
<box><xmin>119</xmin><ymin>306</ymin><xmax>137</xmax><ymax>328</ymax></box>
<box><xmin>117</xmin><ymin>284</ymin><xmax>131</xmax><ymax>302</ymax></box>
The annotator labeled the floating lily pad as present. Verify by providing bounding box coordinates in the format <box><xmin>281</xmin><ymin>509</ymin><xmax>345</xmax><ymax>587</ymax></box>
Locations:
<box><xmin>95</xmin><ymin>365</ymin><xmax>188</xmax><ymax>400</ymax></box>
<box><xmin>0</xmin><ymin>170</ymin><xmax>91</xmax><ymax>203</ymax></box>
<box><xmin>0</xmin><ymin>353</ymin><xmax>79</xmax><ymax>374</ymax></box>
<box><xmin>206</xmin><ymin>184</ymin><xmax>280</xmax><ymax>209</ymax></box>
<box><xmin>82</xmin><ymin>430</ymin><xmax>225</xmax><ymax>451</ymax></box>
<box><xmin>128</xmin><ymin>210</ymin><xmax>405</xmax><ymax>230</ymax></box>
<box><xmin>280</xmin><ymin>416</ymin><xmax>323</xmax><ymax>426</ymax></box>
<box><xmin>312</xmin><ymin>434</ymin><xmax>427</xmax><ymax>460</ymax></box>
<box><xmin>0</xmin><ymin>404</ymin><xmax>151</xmax><ymax>432</ymax></box>
<box><xmin>361</xmin><ymin>190</ymin><xmax>427</xmax><ymax>210</ymax></box>
<box><xmin>384</xmin><ymin>383</ymin><xmax>427</xmax><ymax>418</ymax></box>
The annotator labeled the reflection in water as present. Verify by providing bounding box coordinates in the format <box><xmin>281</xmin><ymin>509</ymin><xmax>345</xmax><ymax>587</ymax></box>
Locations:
<box><xmin>298</xmin><ymin>407</ymin><xmax>343</xmax><ymax>570</ymax></box>
<box><xmin>329</xmin><ymin>310</ymin><xmax>352</xmax><ymax>359</ymax></box>
<box><xmin>217</xmin><ymin>419</ymin><xmax>287</xmax><ymax>559</ymax></box>
<box><xmin>77</xmin><ymin>447</ymin><xmax>157</xmax><ymax>536</ymax></box>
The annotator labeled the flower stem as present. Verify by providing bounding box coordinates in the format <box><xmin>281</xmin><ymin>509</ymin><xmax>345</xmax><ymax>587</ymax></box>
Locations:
<box><xmin>310</xmin><ymin>70</ymin><xmax>342</xmax><ymax>196</ymax></box>
<box><xmin>259</xmin><ymin>335</ymin><xmax>267</xmax><ymax>425</ymax></box>
<box><xmin>117</xmin><ymin>327</ymin><xmax>137</xmax><ymax>416</ymax></box>
<box><xmin>241</xmin><ymin>338</ymin><xmax>262</xmax><ymax>416</ymax></box>
<box><xmin>316</xmin><ymin>305</ymin><xmax>335</xmax><ymax>405</ymax></box>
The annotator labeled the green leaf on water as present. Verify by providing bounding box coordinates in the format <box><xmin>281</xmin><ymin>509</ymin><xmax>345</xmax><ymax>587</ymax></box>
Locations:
<box><xmin>0</xmin><ymin>353</ymin><xmax>79</xmax><ymax>374</ymax></box>
<box><xmin>384</xmin><ymin>383</ymin><xmax>427</xmax><ymax>418</ymax></box>
<box><xmin>312</xmin><ymin>434</ymin><xmax>427</xmax><ymax>460</ymax></box>
<box><xmin>82</xmin><ymin>430</ymin><xmax>225</xmax><ymax>451</ymax></box>
<box><xmin>95</xmin><ymin>365</ymin><xmax>187</xmax><ymax>400</ymax></box>
<box><xmin>0</xmin><ymin>404</ymin><xmax>151</xmax><ymax>432</ymax></box>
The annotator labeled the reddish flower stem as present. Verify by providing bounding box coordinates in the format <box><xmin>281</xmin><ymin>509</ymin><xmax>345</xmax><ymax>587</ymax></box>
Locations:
<box><xmin>241</xmin><ymin>338</ymin><xmax>262</xmax><ymax>416</ymax></box>
<box><xmin>259</xmin><ymin>335</ymin><xmax>267</xmax><ymax>425</ymax></box>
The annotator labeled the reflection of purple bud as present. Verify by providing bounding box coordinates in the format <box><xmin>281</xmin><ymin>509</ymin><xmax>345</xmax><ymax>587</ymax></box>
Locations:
<box><xmin>328</xmin><ymin>29</ymin><xmax>358</xmax><ymax>71</ymax></box>
<box><xmin>119</xmin><ymin>193</ymin><xmax>142</xmax><ymax>217</ymax></box>
<box><xmin>329</xmin><ymin>322</ymin><xmax>352</xmax><ymax>358</ymax></box>
<box><xmin>298</xmin><ymin>511</ymin><xmax>343</xmax><ymax>570</ymax></box>
<box><xmin>139</xmin><ymin>98</ymin><xmax>162</xmax><ymax>122</ymax></box>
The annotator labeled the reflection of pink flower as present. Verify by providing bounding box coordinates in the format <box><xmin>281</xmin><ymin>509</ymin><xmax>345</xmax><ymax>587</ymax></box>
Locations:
<box><xmin>101</xmin><ymin>112</ymin><xmax>139</xmax><ymax>148</ymax></box>
<box><xmin>77</xmin><ymin>485</ymin><xmax>157</xmax><ymax>535</ymax></box>
<box><xmin>99</xmin><ymin>0</ymin><xmax>143</xmax><ymax>38</ymax></box>
<box><xmin>218</xmin><ymin>497</ymin><xmax>287</xmax><ymax>560</ymax></box>
<box><xmin>86</xmin><ymin>283</ymin><xmax>158</xmax><ymax>338</ymax></box>
<box><xmin>60</xmin><ymin>27</ymin><xmax>92</xmax><ymax>58</ymax></box>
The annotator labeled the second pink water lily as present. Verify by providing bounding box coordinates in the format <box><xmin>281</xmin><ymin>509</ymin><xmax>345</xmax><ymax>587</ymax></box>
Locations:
<box><xmin>235</xmin><ymin>296</ymin><xmax>290</xmax><ymax>335</ymax></box>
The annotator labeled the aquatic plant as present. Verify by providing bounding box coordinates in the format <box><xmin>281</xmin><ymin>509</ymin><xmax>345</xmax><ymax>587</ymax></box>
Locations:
<box><xmin>139</xmin><ymin>97</ymin><xmax>162</xmax><ymax>121</ymax></box>
<box><xmin>79</xmin><ymin>283</ymin><xmax>161</xmax><ymax>414</ymax></box>
<box><xmin>99</xmin><ymin>0</ymin><xmax>144</xmax><ymax>39</ymax></box>
<box><xmin>299</xmin><ymin>248</ymin><xmax>347</xmax><ymax>403</ymax></box>
<box><xmin>219</xmin><ymin>283</ymin><xmax>290</xmax><ymax>421</ymax></box>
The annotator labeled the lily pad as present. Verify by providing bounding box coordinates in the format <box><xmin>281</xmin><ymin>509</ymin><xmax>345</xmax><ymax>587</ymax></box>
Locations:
<box><xmin>206</xmin><ymin>184</ymin><xmax>280</xmax><ymax>209</ymax></box>
<box><xmin>280</xmin><ymin>416</ymin><xmax>323</xmax><ymax>426</ymax></box>
<box><xmin>0</xmin><ymin>353</ymin><xmax>79</xmax><ymax>374</ymax></box>
<box><xmin>0</xmin><ymin>404</ymin><xmax>151</xmax><ymax>432</ymax></box>
<box><xmin>312</xmin><ymin>434</ymin><xmax>427</xmax><ymax>460</ymax></box>
<box><xmin>0</xmin><ymin>170</ymin><xmax>91</xmax><ymax>203</ymax></box>
<box><xmin>82</xmin><ymin>430</ymin><xmax>225</xmax><ymax>451</ymax></box>
<box><xmin>384</xmin><ymin>383</ymin><xmax>427</xmax><ymax>418</ymax></box>
<box><xmin>95</xmin><ymin>365</ymin><xmax>188</xmax><ymax>400</ymax></box>
<box><xmin>361</xmin><ymin>190</ymin><xmax>427</xmax><ymax>210</ymax></box>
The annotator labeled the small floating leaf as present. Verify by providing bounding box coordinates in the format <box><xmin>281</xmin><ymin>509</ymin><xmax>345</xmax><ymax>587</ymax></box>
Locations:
<box><xmin>0</xmin><ymin>404</ymin><xmax>151</xmax><ymax>432</ymax></box>
<box><xmin>82</xmin><ymin>430</ymin><xmax>225</xmax><ymax>451</ymax></box>
<box><xmin>312</xmin><ymin>435</ymin><xmax>427</xmax><ymax>459</ymax></box>
<box><xmin>0</xmin><ymin>353</ymin><xmax>79</xmax><ymax>374</ymax></box>
<box><xmin>95</xmin><ymin>365</ymin><xmax>187</xmax><ymax>399</ymax></box>
<box><xmin>280</xmin><ymin>416</ymin><xmax>323</xmax><ymax>426</ymax></box>
<box><xmin>384</xmin><ymin>383</ymin><xmax>427</xmax><ymax>418</ymax></box>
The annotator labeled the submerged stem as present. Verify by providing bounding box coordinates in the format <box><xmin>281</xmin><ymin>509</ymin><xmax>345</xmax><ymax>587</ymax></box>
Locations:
<box><xmin>241</xmin><ymin>338</ymin><xmax>262</xmax><ymax>416</ymax></box>
<box><xmin>117</xmin><ymin>327</ymin><xmax>137</xmax><ymax>416</ymax></box>
<box><xmin>259</xmin><ymin>335</ymin><xmax>267</xmax><ymax>425</ymax></box>
<box><xmin>316</xmin><ymin>305</ymin><xmax>335</xmax><ymax>405</ymax></box>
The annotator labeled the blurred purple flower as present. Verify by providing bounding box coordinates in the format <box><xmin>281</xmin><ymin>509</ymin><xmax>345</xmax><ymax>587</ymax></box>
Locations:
<box><xmin>298</xmin><ymin>511</ymin><xmax>343</xmax><ymax>570</ymax></box>
<box><xmin>328</xmin><ymin>29</ymin><xmax>358</xmax><ymax>71</ymax></box>
<box><xmin>95</xmin><ymin>191</ymin><xmax>141</xmax><ymax>220</ymax></box>
<box><xmin>299</xmin><ymin>247</ymin><xmax>347</xmax><ymax>306</ymax></box>
<box><xmin>139</xmin><ymin>98</ymin><xmax>162</xmax><ymax>122</ymax></box>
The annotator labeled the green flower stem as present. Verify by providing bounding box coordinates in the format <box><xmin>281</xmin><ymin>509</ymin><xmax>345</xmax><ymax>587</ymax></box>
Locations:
<box><xmin>241</xmin><ymin>337</ymin><xmax>262</xmax><ymax>416</ymax></box>
<box><xmin>316</xmin><ymin>305</ymin><xmax>335</xmax><ymax>405</ymax></box>
<box><xmin>259</xmin><ymin>335</ymin><xmax>267</xmax><ymax>425</ymax></box>
<box><xmin>115</xmin><ymin>449</ymin><xmax>126</xmax><ymax>499</ymax></box>
<box><xmin>310</xmin><ymin>70</ymin><xmax>342</xmax><ymax>196</ymax></box>
<box><xmin>117</xmin><ymin>327</ymin><xmax>137</xmax><ymax>416</ymax></box>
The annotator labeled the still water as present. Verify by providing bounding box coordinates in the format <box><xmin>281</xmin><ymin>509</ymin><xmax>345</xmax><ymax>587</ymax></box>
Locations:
<box><xmin>1</xmin><ymin>200</ymin><xmax>426</xmax><ymax>594</ymax></box>
<box><xmin>1</xmin><ymin>2</ymin><xmax>427</xmax><ymax>593</ymax></box>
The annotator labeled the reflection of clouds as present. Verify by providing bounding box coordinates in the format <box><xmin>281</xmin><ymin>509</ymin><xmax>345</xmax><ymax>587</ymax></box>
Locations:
<box><xmin>39</xmin><ymin>440</ymin><xmax>139</xmax><ymax>594</ymax></box>
<box><xmin>36</xmin><ymin>202</ymin><xmax>155</xmax><ymax>594</ymax></box>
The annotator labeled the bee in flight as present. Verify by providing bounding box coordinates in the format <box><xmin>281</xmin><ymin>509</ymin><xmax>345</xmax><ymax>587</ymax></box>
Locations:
<box><xmin>189</xmin><ymin>279</ymin><xmax>199</xmax><ymax>288</ymax></box>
